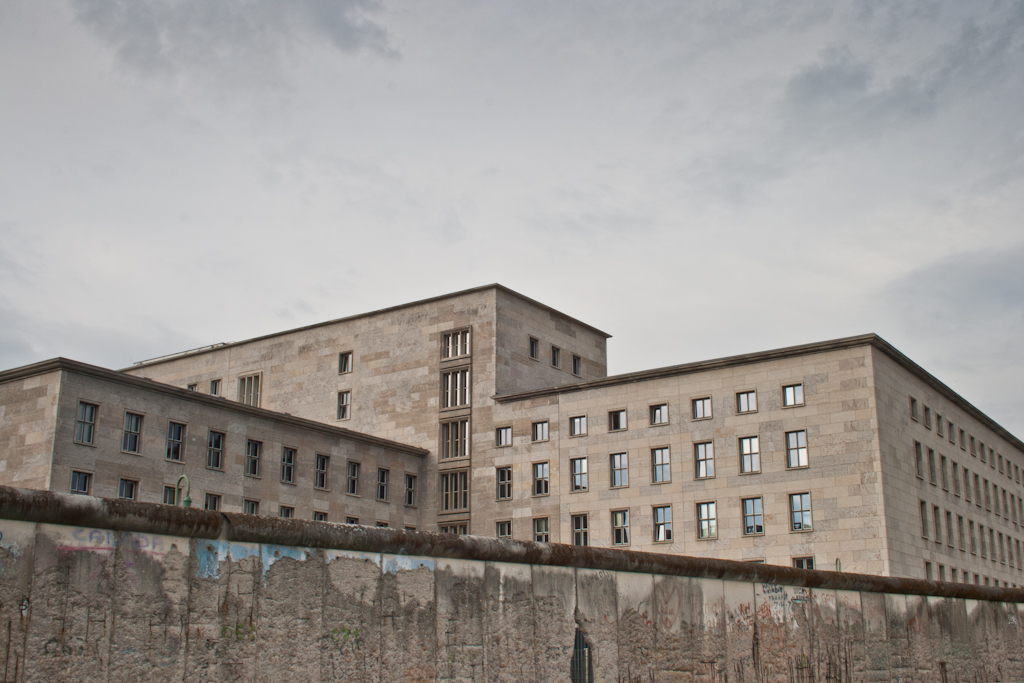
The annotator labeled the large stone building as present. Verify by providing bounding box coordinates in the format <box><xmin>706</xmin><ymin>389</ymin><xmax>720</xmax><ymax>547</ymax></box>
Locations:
<box><xmin>1</xmin><ymin>284</ymin><xmax>1022</xmax><ymax>586</ymax></box>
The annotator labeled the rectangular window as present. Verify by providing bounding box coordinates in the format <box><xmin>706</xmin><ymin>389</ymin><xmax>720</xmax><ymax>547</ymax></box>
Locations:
<box><xmin>376</xmin><ymin>468</ymin><xmax>389</xmax><ymax>501</ymax></box>
<box><xmin>187</xmin><ymin>383</ymin><xmax>197</xmax><ymax>392</ymax></box>
<box><xmin>570</xmin><ymin>457</ymin><xmax>588</xmax><ymax>491</ymax></box>
<box><xmin>958</xmin><ymin>515</ymin><xmax>966</xmax><ymax>550</ymax></box>
<box><xmin>316</xmin><ymin>454</ymin><xmax>330</xmax><ymax>490</ymax></box>
<box><xmin>981</xmin><ymin>525</ymin><xmax>988</xmax><ymax>557</ymax></box>
<box><xmin>946</xmin><ymin>510</ymin><xmax>954</xmax><ymax>548</ymax></box>
<box><xmin>608</xmin><ymin>409</ymin><xmax>626</xmax><ymax>431</ymax></box>
<box><xmin>920</xmin><ymin>500</ymin><xmax>929</xmax><ymax>538</ymax></box>
<box><xmin>496</xmin><ymin>467</ymin><xmax>512</xmax><ymax>500</ymax></box>
<box><xmin>237</xmin><ymin>374</ymin><xmax>260</xmax><ymax>407</ymax></box>
<box><xmin>910</xmin><ymin>397</ymin><xmax>919</xmax><ymax>420</ymax></box>
<box><xmin>346</xmin><ymin>517</ymin><xmax>359</xmax><ymax>525</ymax></box>
<box><xmin>739</xmin><ymin>436</ymin><xmax>760</xmax><ymax>474</ymax></box>
<box><xmin>692</xmin><ymin>397</ymin><xmax>712</xmax><ymax>419</ymax></box>
<box><xmin>970</xmin><ymin>436</ymin><xmax>976</xmax><ymax>456</ymax></box>
<box><xmin>933</xmin><ymin>506</ymin><xmax>942</xmax><ymax>544</ymax></box>
<box><xmin>441</xmin><ymin>471</ymin><xmax>469</xmax><ymax>511</ymax></box>
<box><xmin>572</xmin><ymin>354</ymin><xmax>582</xmax><ymax>376</ymax></box>
<box><xmin>204</xmin><ymin>493</ymin><xmax>221</xmax><ymax>511</ymax></box>
<box><xmin>534</xmin><ymin>517</ymin><xmax>550</xmax><ymax>542</ymax></box>
<box><xmin>163</xmin><ymin>485</ymin><xmax>177</xmax><ymax>505</ymax></box>
<box><xmin>793</xmin><ymin>557</ymin><xmax>814</xmax><ymax>570</ymax></box>
<box><xmin>209</xmin><ymin>379</ymin><xmax>221</xmax><ymax>396</ymax></box>
<box><xmin>611</xmin><ymin>452</ymin><xmax>628</xmax><ymax>487</ymax></box>
<box><xmin>440</xmin><ymin>419</ymin><xmax>470</xmax><ymax>458</ymax></box>
<box><xmin>984</xmin><ymin>479</ymin><xmax>991</xmax><ymax>510</ymax></box>
<box><xmin>970</xmin><ymin>520</ymin><xmax>977</xmax><ymax>554</ymax></box>
<box><xmin>245</xmin><ymin>439</ymin><xmax>261</xmax><ymax>477</ymax></box>
<box><xmin>243</xmin><ymin>499</ymin><xmax>260</xmax><ymax>515</ymax></box>
<box><xmin>531</xmin><ymin>421</ymin><xmax>549</xmax><ymax>442</ymax></box>
<box><xmin>937</xmin><ymin>415</ymin><xmax>944</xmax><ymax>436</ymax></box>
<box><xmin>405</xmin><ymin>474</ymin><xmax>416</xmax><ymax>506</ymax></box>
<box><xmin>313</xmin><ymin>511</ymin><xmax>328</xmax><ymax>522</ymax></box>
<box><xmin>965</xmin><ymin>468</ymin><xmax>972</xmax><ymax>502</ymax></box>
<box><xmin>123</xmin><ymin>412</ymin><xmax>143</xmax><ymax>453</ymax></box>
<box><xmin>281</xmin><ymin>447</ymin><xmax>296</xmax><ymax>483</ymax></box>
<box><xmin>742</xmin><ymin>497</ymin><xmax>764</xmax><ymax>535</ymax></box>
<box><xmin>959</xmin><ymin>428</ymin><xmax>966</xmax><ymax>450</ymax></box>
<box><xmin>207</xmin><ymin>431</ymin><xmax>225</xmax><ymax>470</ymax></box>
<box><xmin>924</xmin><ymin>406</ymin><xmax>932</xmax><ymax>429</ymax></box>
<box><xmin>948</xmin><ymin>420</ymin><xmax>955</xmax><ymax>443</ymax></box>
<box><xmin>694</xmin><ymin>442</ymin><xmax>714</xmax><ymax>479</ymax></box>
<box><xmin>953</xmin><ymin>462</ymin><xmax>961</xmax><ymax>496</ymax></box>
<box><xmin>495</xmin><ymin>426</ymin><xmax>512</xmax><ymax>447</ymax></box>
<box><xmin>736</xmin><ymin>391</ymin><xmax>757</xmax><ymax>413</ymax></box>
<box><xmin>75</xmin><ymin>401</ymin><xmax>98</xmax><ymax>444</ymax></box>
<box><xmin>653</xmin><ymin>506</ymin><xmax>672</xmax><ymax>542</ymax></box>
<box><xmin>651</xmin><ymin>447</ymin><xmax>671</xmax><ymax>483</ymax></box>
<box><xmin>338</xmin><ymin>351</ymin><xmax>354</xmax><ymax>373</ymax></box>
<box><xmin>941</xmin><ymin>455</ymin><xmax>948</xmax><ymax>490</ymax></box>
<box><xmin>337</xmin><ymin>391</ymin><xmax>352</xmax><ymax>420</ymax></box>
<box><xmin>928</xmin><ymin>449</ymin><xmax>936</xmax><ymax>485</ymax></box>
<box><xmin>441</xmin><ymin>368</ymin><xmax>471</xmax><ymax>408</ymax></box>
<box><xmin>529</xmin><ymin>337</ymin><xmax>540</xmax><ymax>359</ymax></box>
<box><xmin>533</xmin><ymin>462</ymin><xmax>549</xmax><ymax>495</ymax></box>
<box><xmin>572</xmin><ymin>514</ymin><xmax>589</xmax><ymax>546</ymax></box>
<box><xmin>279</xmin><ymin>506</ymin><xmax>294</xmax><ymax>519</ymax></box>
<box><xmin>442</xmin><ymin>330</ymin><xmax>470</xmax><ymax>359</ymax></box>
<box><xmin>611</xmin><ymin>510</ymin><xmax>629</xmax><ymax>545</ymax></box>
<box><xmin>784</xmin><ymin>384</ymin><xmax>804</xmax><ymax>407</ymax></box>
<box><xmin>790</xmin><ymin>493</ymin><xmax>812</xmax><ymax>531</ymax></box>
<box><xmin>650</xmin><ymin>404</ymin><xmax>668</xmax><ymax>425</ymax></box>
<box><xmin>118</xmin><ymin>478</ymin><xmax>137</xmax><ymax>500</ymax></box>
<box><xmin>569</xmin><ymin>415</ymin><xmax>587</xmax><ymax>436</ymax></box>
<box><xmin>496</xmin><ymin>521</ymin><xmax>512</xmax><ymax>539</ymax></box>
<box><xmin>786</xmin><ymin>430</ymin><xmax>808</xmax><ymax>468</ymax></box>
<box><xmin>697</xmin><ymin>502</ymin><xmax>717</xmax><ymax>539</ymax></box>
<box><xmin>915</xmin><ymin>441</ymin><xmax>924</xmax><ymax>478</ymax></box>
<box><xmin>551</xmin><ymin>345</ymin><xmax>561</xmax><ymax>368</ymax></box>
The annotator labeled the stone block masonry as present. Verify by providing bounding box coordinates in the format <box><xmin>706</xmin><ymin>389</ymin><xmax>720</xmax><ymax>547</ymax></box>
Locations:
<box><xmin>0</xmin><ymin>486</ymin><xmax>1022</xmax><ymax>682</ymax></box>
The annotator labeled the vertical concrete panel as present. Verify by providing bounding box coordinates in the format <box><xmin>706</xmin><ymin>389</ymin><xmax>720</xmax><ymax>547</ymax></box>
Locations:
<box><xmin>323</xmin><ymin>550</ymin><xmax>381</xmax><ymax>682</ymax></box>
<box><xmin>575</xmin><ymin>568</ymin><xmax>616</xmax><ymax>683</ymax></box>
<box><xmin>723</xmin><ymin>580</ymin><xmax>755</xmax><ymax>682</ymax></box>
<box><xmin>531</xmin><ymin>565</ymin><xmax>575</xmax><ymax>683</ymax></box>
<box><xmin>435</xmin><ymin>558</ymin><xmax>486</xmax><ymax>682</ymax></box>
<box><xmin>833</xmin><ymin>590</ymin><xmax>863</xmax><ymax>683</ymax></box>
<box><xmin>692</xmin><ymin>578</ymin><xmax>727</xmax><ymax>681</ymax></box>
<box><xmin>904</xmin><ymin>594</ymin><xmax>937</xmax><ymax>677</ymax></box>
<box><xmin>184</xmin><ymin>539</ymin><xmax>261</xmax><ymax>683</ymax></box>
<box><xmin>752</xmin><ymin>584</ymin><xmax>812</xmax><ymax>681</ymax></box>
<box><xmin>652</xmin><ymin>574</ymin><xmax>702</xmax><ymax>681</ymax></box>
<box><xmin>482</xmin><ymin>561</ymin><xmax>535</xmax><ymax>682</ymax></box>
<box><xmin>882</xmin><ymin>593</ymin><xmax>911</xmax><ymax>680</ymax></box>
<box><xmin>857</xmin><ymin>590</ymin><xmax>887</xmax><ymax>679</ymax></box>
<box><xmin>107</xmin><ymin>531</ymin><xmax>190</xmax><ymax>683</ymax></box>
<box><xmin>0</xmin><ymin>521</ymin><xmax>36</xmax><ymax>683</ymax></box>
<box><xmin>809</xmin><ymin>589</ymin><xmax>841</xmax><ymax>683</ymax></box>
<box><xmin>253</xmin><ymin>545</ymin><xmax>322</xmax><ymax>683</ymax></box>
<box><xmin>379</xmin><ymin>554</ymin><xmax>436</xmax><ymax>683</ymax></box>
<box><xmin>24</xmin><ymin>524</ymin><xmax>118</xmax><ymax>683</ymax></box>
<box><xmin>615</xmin><ymin>571</ymin><xmax>655</xmax><ymax>682</ymax></box>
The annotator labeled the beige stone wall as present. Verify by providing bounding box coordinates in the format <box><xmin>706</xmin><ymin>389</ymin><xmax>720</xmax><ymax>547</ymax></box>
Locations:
<box><xmin>872</xmin><ymin>349</ymin><xmax>1024</xmax><ymax>585</ymax></box>
<box><xmin>0</xmin><ymin>369</ymin><xmax>60</xmax><ymax>490</ymax></box>
<box><xmin>51</xmin><ymin>371</ymin><xmax>424</xmax><ymax>527</ymax></box>
<box><xmin>478</xmin><ymin>345</ymin><xmax>889</xmax><ymax>575</ymax></box>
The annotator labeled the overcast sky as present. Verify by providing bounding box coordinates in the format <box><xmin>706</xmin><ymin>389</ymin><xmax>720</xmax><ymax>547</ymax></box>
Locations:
<box><xmin>2</xmin><ymin>1</ymin><xmax>1023</xmax><ymax>435</ymax></box>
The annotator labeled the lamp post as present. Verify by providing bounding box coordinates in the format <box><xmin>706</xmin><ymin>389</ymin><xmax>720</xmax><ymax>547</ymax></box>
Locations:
<box><xmin>175</xmin><ymin>475</ymin><xmax>192</xmax><ymax>508</ymax></box>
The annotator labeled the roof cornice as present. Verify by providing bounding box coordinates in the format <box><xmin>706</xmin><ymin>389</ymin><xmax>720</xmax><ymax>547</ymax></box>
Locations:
<box><xmin>0</xmin><ymin>358</ymin><xmax>428</xmax><ymax>457</ymax></box>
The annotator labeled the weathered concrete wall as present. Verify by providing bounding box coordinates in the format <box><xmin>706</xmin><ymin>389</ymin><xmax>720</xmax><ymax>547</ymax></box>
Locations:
<box><xmin>0</xmin><ymin>486</ymin><xmax>1022</xmax><ymax>683</ymax></box>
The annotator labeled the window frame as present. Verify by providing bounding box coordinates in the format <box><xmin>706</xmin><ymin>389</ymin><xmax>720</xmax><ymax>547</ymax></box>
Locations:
<box><xmin>313</xmin><ymin>511</ymin><xmax>328</xmax><ymax>522</ymax></box>
<box><xmin>118</xmin><ymin>478</ymin><xmax>138</xmax><ymax>501</ymax></box>
<box><xmin>653</xmin><ymin>505</ymin><xmax>673</xmax><ymax>543</ymax></box>
<box><xmin>783</xmin><ymin>384</ymin><xmax>805</xmax><ymax>408</ymax></box>
<box><xmin>570</xmin><ymin>457</ymin><xmax>589</xmax><ymax>492</ymax></box>
<box><xmin>572</xmin><ymin>354</ymin><xmax>582</xmax><ymax>377</ymax></box>
<box><xmin>531</xmin><ymin>421</ymin><xmax>549</xmax><ymax>443</ymax></box>
<box><xmin>550</xmin><ymin>345</ymin><xmax>561</xmax><ymax>368</ymax></box>
<box><xmin>697</xmin><ymin>501</ymin><xmax>717</xmax><ymax>540</ymax></box>
<box><xmin>242</xmin><ymin>499</ymin><xmax>260</xmax><ymax>515</ymax></box>
<box><xmin>736</xmin><ymin>390</ymin><xmax>757</xmax><ymax>414</ymax></box>
<box><xmin>607</xmin><ymin>409</ymin><xmax>627</xmax><ymax>432</ymax></box>
<box><xmin>209</xmin><ymin>378</ymin><xmax>222</xmax><ymax>396</ymax></box>
<box><xmin>338</xmin><ymin>351</ymin><xmax>354</xmax><ymax>374</ymax></box>
<box><xmin>440</xmin><ymin>418</ymin><xmax>471</xmax><ymax>460</ymax></box>
<box><xmin>571</xmin><ymin>513</ymin><xmax>589</xmax><ymax>546</ymax></box>
<box><xmin>237</xmin><ymin>373</ymin><xmax>261</xmax><ymax>407</ymax></box>
<box><xmin>207</xmin><ymin>430</ymin><xmax>225</xmax><ymax>470</ymax></box>
<box><xmin>649</xmin><ymin>403</ymin><xmax>669</xmax><ymax>426</ymax></box>
<box><xmin>789</xmin><ymin>492</ymin><xmax>812</xmax><ymax>532</ymax></box>
<box><xmin>347</xmin><ymin>461</ymin><xmax>360</xmax><ymax>496</ymax></box>
<box><xmin>691</xmin><ymin>397</ymin><xmax>712</xmax><ymax>420</ymax></box>
<box><xmin>533</xmin><ymin>517</ymin><xmax>550</xmax><ymax>542</ymax></box>
<box><xmin>70</xmin><ymin>470</ymin><xmax>92</xmax><ymax>495</ymax></box>
<box><xmin>204</xmin><ymin>493</ymin><xmax>221</xmax><ymax>511</ymax></box>
<box><xmin>163</xmin><ymin>485</ymin><xmax>178</xmax><ymax>505</ymax></box>
<box><xmin>280</xmin><ymin>446</ymin><xmax>297</xmax><ymax>484</ymax></box>
<box><xmin>496</xmin><ymin>466</ymin><xmax>513</xmax><ymax>500</ymax></box>
<box><xmin>739</xmin><ymin>436</ymin><xmax>760</xmax><ymax>474</ymax></box>
<box><xmin>533</xmin><ymin>462</ymin><xmax>550</xmax><ymax>496</ymax></box>
<box><xmin>74</xmin><ymin>401</ymin><xmax>99</xmax><ymax>446</ymax></box>
<box><xmin>651</xmin><ymin>447</ymin><xmax>671</xmax><ymax>484</ymax></box>
<box><xmin>440</xmin><ymin>367</ymin><xmax>471</xmax><ymax>409</ymax></box>
<box><xmin>376</xmin><ymin>468</ymin><xmax>389</xmax><ymax>502</ymax></box>
<box><xmin>785</xmin><ymin>430</ymin><xmax>808</xmax><ymax>469</ymax></box>
<box><xmin>244</xmin><ymin>439</ymin><xmax>262</xmax><ymax>478</ymax></box>
<box><xmin>405</xmin><ymin>474</ymin><xmax>417</xmax><ymax>507</ymax></box>
<box><xmin>496</xmin><ymin>520</ymin><xmax>512</xmax><ymax>539</ymax></box>
<box><xmin>279</xmin><ymin>505</ymin><xmax>294</xmax><ymax>519</ymax></box>
<box><xmin>742</xmin><ymin>496</ymin><xmax>764</xmax><ymax>536</ymax></box>
<box><xmin>122</xmin><ymin>411</ymin><xmax>144</xmax><ymax>454</ymax></box>
<box><xmin>441</xmin><ymin>329</ymin><xmax>471</xmax><ymax>359</ymax></box>
<box><xmin>528</xmin><ymin>337</ymin><xmax>540</xmax><ymax>360</ymax></box>
<box><xmin>569</xmin><ymin>415</ymin><xmax>587</xmax><ymax>437</ymax></box>
<box><xmin>793</xmin><ymin>557</ymin><xmax>815</xmax><ymax>570</ymax></box>
<box><xmin>694</xmin><ymin>441</ymin><xmax>715</xmax><ymax>479</ymax></box>
<box><xmin>495</xmin><ymin>426</ymin><xmax>513</xmax><ymax>447</ymax></box>
<box><xmin>337</xmin><ymin>390</ymin><xmax>352</xmax><ymax>420</ymax></box>
<box><xmin>440</xmin><ymin>470</ymin><xmax>469</xmax><ymax>511</ymax></box>
<box><xmin>610</xmin><ymin>452</ymin><xmax>629</xmax><ymax>488</ymax></box>
<box><xmin>611</xmin><ymin>509</ymin><xmax>630</xmax><ymax>546</ymax></box>
<box><xmin>315</xmin><ymin>454</ymin><xmax>330</xmax><ymax>490</ymax></box>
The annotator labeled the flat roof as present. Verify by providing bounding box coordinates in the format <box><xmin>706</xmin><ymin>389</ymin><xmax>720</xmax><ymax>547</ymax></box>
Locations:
<box><xmin>0</xmin><ymin>358</ymin><xmax>428</xmax><ymax>457</ymax></box>
<box><xmin>492</xmin><ymin>333</ymin><xmax>1024</xmax><ymax>454</ymax></box>
<box><xmin>126</xmin><ymin>284</ymin><xmax>611</xmax><ymax>369</ymax></box>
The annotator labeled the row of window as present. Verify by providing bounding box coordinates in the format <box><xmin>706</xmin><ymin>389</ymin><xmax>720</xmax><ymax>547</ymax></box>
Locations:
<box><xmin>910</xmin><ymin>396</ymin><xmax>1021</xmax><ymax>486</ymax></box>
<box><xmin>918</xmin><ymin>500</ymin><xmax>1024</xmax><ymax>574</ymax></box>
<box><xmin>915</xmin><ymin>441</ymin><xmax>1024</xmax><ymax>532</ymax></box>
<box><xmin>528</xmin><ymin>337</ymin><xmax>583</xmax><ymax>376</ymax></box>
<box><xmin>923</xmin><ymin>562</ymin><xmax>1017</xmax><ymax>587</ymax></box>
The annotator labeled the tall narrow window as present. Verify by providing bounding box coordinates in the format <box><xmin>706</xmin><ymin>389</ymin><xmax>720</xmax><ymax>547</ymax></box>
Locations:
<box><xmin>207</xmin><ymin>431</ymin><xmax>224</xmax><ymax>469</ymax></box>
<box><xmin>572</xmin><ymin>514</ymin><xmax>589</xmax><ymax>546</ymax></box>
<box><xmin>910</xmin><ymin>397</ymin><xmax>919</xmax><ymax>420</ymax></box>
<box><xmin>442</xmin><ymin>329</ymin><xmax>470</xmax><ymax>358</ymax></box>
<box><xmin>611</xmin><ymin>510</ymin><xmax>629</xmax><ymax>545</ymax></box>
<box><xmin>915</xmin><ymin>441</ymin><xmax>924</xmax><ymax>478</ymax></box>
<box><xmin>958</xmin><ymin>515</ymin><xmax>966</xmax><ymax>550</ymax></box>
<box><xmin>441</xmin><ymin>368</ymin><xmax>471</xmax><ymax>408</ymax></box>
<box><xmin>933</xmin><ymin>506</ymin><xmax>942</xmax><ymax>544</ymax></box>
<box><xmin>928</xmin><ymin>448</ymin><xmax>936</xmax><ymax>485</ymax></box>
<box><xmin>694</xmin><ymin>442</ymin><xmax>714</xmax><ymax>479</ymax></box>
<box><xmin>346</xmin><ymin>461</ymin><xmax>358</xmax><ymax>494</ymax></box>
<box><xmin>692</xmin><ymin>397</ymin><xmax>712</xmax><ymax>419</ymax></box>
<box><xmin>946</xmin><ymin>511</ymin><xmax>954</xmax><ymax>548</ymax></box>
<box><xmin>405</xmin><ymin>474</ymin><xmax>416</xmax><ymax>506</ymax></box>
<box><xmin>237</xmin><ymin>374</ymin><xmax>260</xmax><ymax>407</ymax></box>
<box><xmin>742</xmin><ymin>497</ymin><xmax>763</xmax><ymax>535</ymax></box>
<box><xmin>441</xmin><ymin>419</ymin><xmax>470</xmax><ymax>458</ymax></box>
<box><xmin>75</xmin><ymin>402</ymin><xmax>98</xmax><ymax>444</ymax></box>
<box><xmin>964</xmin><ymin>468</ymin><xmax>972</xmax><ymax>502</ymax></box>
<box><xmin>163</xmin><ymin>486</ymin><xmax>177</xmax><ymax>505</ymax></box>
<box><xmin>736</xmin><ymin>391</ymin><xmax>757</xmax><ymax>413</ymax></box>
<box><xmin>377</xmin><ymin>468</ymin><xmax>389</xmax><ymax>501</ymax></box>
<box><xmin>572</xmin><ymin>354</ymin><xmax>582</xmax><ymax>376</ymax></box>
<box><xmin>953</xmin><ymin>462</ymin><xmax>961</xmax><ymax>496</ymax></box>
<box><xmin>495</xmin><ymin>426</ymin><xmax>512</xmax><ymax>447</ymax></box>
<box><xmin>924</xmin><ymin>406</ymin><xmax>932</xmax><ymax>429</ymax></box>
<box><xmin>570</xmin><ymin>458</ymin><xmax>588</xmax><ymax>491</ymax></box>
<box><xmin>569</xmin><ymin>415</ymin><xmax>587</xmax><ymax>436</ymax></box>
<box><xmin>650</xmin><ymin>404</ymin><xmax>668</xmax><ymax>425</ymax></box>
<box><xmin>496</xmin><ymin>467</ymin><xmax>512</xmax><ymax>500</ymax></box>
<box><xmin>653</xmin><ymin>506</ymin><xmax>672</xmax><ymax>542</ymax></box>
<box><xmin>338</xmin><ymin>351</ymin><xmax>353</xmax><ymax>373</ymax></box>
<box><xmin>790</xmin><ymin>493</ymin><xmax>812</xmax><ymax>531</ymax></box>
<box><xmin>531</xmin><ymin>421</ymin><xmax>549</xmax><ymax>442</ymax></box>
<box><xmin>611</xmin><ymin>453</ymin><xmax>628</xmax><ymax>487</ymax></box>
<box><xmin>533</xmin><ymin>462</ymin><xmax>549</xmax><ymax>495</ymax></box>
<box><xmin>496</xmin><ymin>521</ymin><xmax>512</xmax><ymax>539</ymax></box>
<box><xmin>204</xmin><ymin>493</ymin><xmax>221</xmax><ymax>511</ymax></box>
<box><xmin>441</xmin><ymin>471</ymin><xmax>469</xmax><ymax>510</ymax></box>
<box><xmin>783</xmin><ymin>384</ymin><xmax>804</xmax><ymax>407</ymax></box>
<box><xmin>281</xmin><ymin>447</ymin><xmax>296</xmax><ymax>483</ymax></box>
<box><xmin>786</xmin><ymin>431</ymin><xmax>808</xmax><ymax>468</ymax></box>
<box><xmin>337</xmin><ymin>391</ymin><xmax>351</xmax><ymax>420</ymax></box>
<box><xmin>941</xmin><ymin>455</ymin><xmax>949</xmax><ymax>489</ymax></box>
<box><xmin>534</xmin><ymin>517</ymin><xmax>550</xmax><ymax>542</ymax></box>
<box><xmin>209</xmin><ymin>379</ymin><xmax>222</xmax><ymax>396</ymax></box>
<box><xmin>937</xmin><ymin>415</ymin><xmax>944</xmax><ymax>437</ymax></box>
<box><xmin>697</xmin><ymin>502</ymin><xmax>717</xmax><ymax>539</ymax></box>
<box><xmin>70</xmin><ymin>470</ymin><xmax>91</xmax><ymax>495</ymax></box>
<box><xmin>551</xmin><ymin>346</ymin><xmax>561</xmax><ymax>368</ymax></box>
<box><xmin>118</xmin><ymin>478</ymin><xmax>137</xmax><ymax>500</ymax></box>
<box><xmin>316</xmin><ymin>455</ymin><xmax>330</xmax><ymax>489</ymax></box>
<box><xmin>529</xmin><ymin>337</ymin><xmax>540</xmax><ymax>359</ymax></box>
<box><xmin>739</xmin><ymin>436</ymin><xmax>760</xmax><ymax>474</ymax></box>
<box><xmin>243</xmin><ymin>499</ymin><xmax>260</xmax><ymax>515</ymax></box>
<box><xmin>920</xmin><ymin>501</ymin><xmax>929</xmax><ymax>538</ymax></box>
<box><xmin>652</xmin><ymin>447</ymin><xmax>671</xmax><ymax>483</ymax></box>
<box><xmin>608</xmin><ymin>409</ymin><xmax>626</xmax><ymax>431</ymax></box>
<box><xmin>245</xmin><ymin>439</ymin><xmax>262</xmax><ymax>477</ymax></box>
<box><xmin>123</xmin><ymin>412</ymin><xmax>143</xmax><ymax>453</ymax></box>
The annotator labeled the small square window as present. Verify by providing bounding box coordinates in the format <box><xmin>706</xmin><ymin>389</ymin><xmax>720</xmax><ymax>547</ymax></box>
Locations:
<box><xmin>279</xmin><ymin>506</ymin><xmax>294</xmax><ymax>519</ymax></box>
<box><xmin>75</xmin><ymin>401</ymin><xmax>98</xmax><ymax>445</ymax></box>
<box><xmin>551</xmin><ymin>346</ymin><xmax>561</xmax><ymax>368</ymax></box>
<box><xmin>209</xmin><ymin>379</ymin><xmax>221</xmax><ymax>396</ymax></box>
<box><xmin>186</xmin><ymin>383</ymin><xmax>198</xmax><ymax>392</ymax></box>
<box><xmin>531</xmin><ymin>421</ymin><xmax>549</xmax><ymax>442</ymax></box>
<box><xmin>346</xmin><ymin>517</ymin><xmax>359</xmax><ymax>525</ymax></box>
<box><xmin>569</xmin><ymin>415</ymin><xmax>587</xmax><ymax>436</ymax></box>
<box><xmin>338</xmin><ymin>351</ymin><xmax>354</xmax><ymax>373</ymax></box>
<box><xmin>529</xmin><ymin>337</ymin><xmax>540</xmax><ymax>360</ymax></box>
<box><xmin>243</xmin><ymin>499</ymin><xmax>260</xmax><ymax>515</ymax></box>
<box><xmin>653</xmin><ymin>506</ymin><xmax>672</xmax><ymax>542</ymax></box>
<box><xmin>495</xmin><ymin>426</ymin><xmax>512</xmax><ymax>447</ymax></box>
<box><xmin>337</xmin><ymin>391</ymin><xmax>351</xmax><ymax>420</ymax></box>
<box><xmin>611</xmin><ymin>510</ymin><xmax>629</xmax><ymax>546</ymax></box>
<box><xmin>692</xmin><ymin>398</ymin><xmax>712</xmax><ymax>420</ymax></box>
<box><xmin>608</xmin><ymin>409</ymin><xmax>626</xmax><ymax>431</ymax></box>
<box><xmin>793</xmin><ymin>557</ymin><xmax>814</xmax><ymax>570</ymax></box>
<box><xmin>496</xmin><ymin>466</ymin><xmax>512</xmax><ymax>500</ymax></box>
<box><xmin>70</xmin><ymin>470</ymin><xmax>92</xmax><ymax>495</ymax></box>
<box><xmin>649</xmin><ymin>404</ymin><xmax>668</xmax><ymax>425</ymax></box>
<box><xmin>163</xmin><ymin>485</ymin><xmax>178</xmax><ymax>505</ymax></box>
<box><xmin>204</xmin><ymin>493</ymin><xmax>221</xmax><ymax>511</ymax></box>
<box><xmin>570</xmin><ymin>457</ymin><xmax>588</xmax><ymax>491</ymax></box>
<box><xmin>313</xmin><ymin>511</ymin><xmax>328</xmax><ymax>522</ymax></box>
<box><xmin>784</xmin><ymin>384</ymin><xmax>804</xmax><ymax>407</ymax></box>
<box><xmin>534</xmin><ymin>517</ymin><xmax>550</xmax><ymax>542</ymax></box>
<box><xmin>496</xmin><ymin>521</ymin><xmax>512</xmax><ymax>539</ymax></box>
<box><xmin>118</xmin><ymin>478</ymin><xmax>137</xmax><ymax>500</ymax></box>
<box><xmin>572</xmin><ymin>355</ymin><xmax>582</xmax><ymax>376</ymax></box>
<box><xmin>736</xmin><ymin>391</ymin><xmax>757</xmax><ymax>413</ymax></box>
